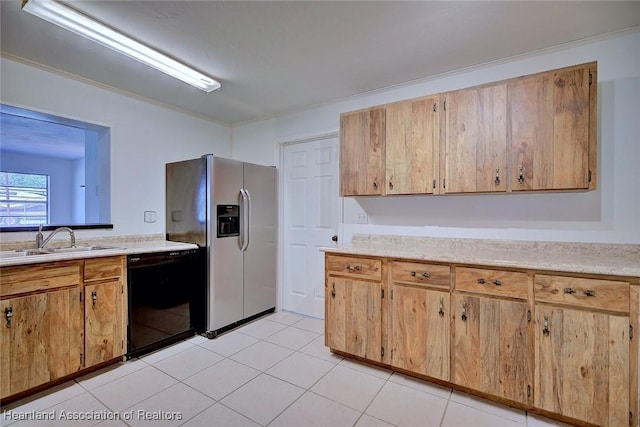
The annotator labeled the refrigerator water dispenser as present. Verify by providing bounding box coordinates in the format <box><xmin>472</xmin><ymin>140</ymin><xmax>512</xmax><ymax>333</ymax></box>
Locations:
<box><xmin>217</xmin><ymin>205</ymin><xmax>239</xmax><ymax>237</ymax></box>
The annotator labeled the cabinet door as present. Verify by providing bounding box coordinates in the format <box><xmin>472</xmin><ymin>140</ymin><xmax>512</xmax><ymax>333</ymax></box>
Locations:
<box><xmin>452</xmin><ymin>294</ymin><xmax>532</xmax><ymax>404</ymax></box>
<box><xmin>85</xmin><ymin>280</ymin><xmax>125</xmax><ymax>367</ymax></box>
<box><xmin>391</xmin><ymin>285</ymin><xmax>449</xmax><ymax>380</ymax></box>
<box><xmin>326</xmin><ymin>276</ymin><xmax>382</xmax><ymax>362</ymax></box>
<box><xmin>385</xmin><ymin>97</ymin><xmax>439</xmax><ymax>195</ymax></box>
<box><xmin>1</xmin><ymin>288</ymin><xmax>83</xmax><ymax>398</ymax></box>
<box><xmin>509</xmin><ymin>65</ymin><xmax>592</xmax><ymax>190</ymax></box>
<box><xmin>535</xmin><ymin>305</ymin><xmax>629</xmax><ymax>426</ymax></box>
<box><xmin>340</xmin><ymin>108</ymin><xmax>385</xmax><ymax>196</ymax></box>
<box><xmin>444</xmin><ymin>84</ymin><xmax>507</xmax><ymax>193</ymax></box>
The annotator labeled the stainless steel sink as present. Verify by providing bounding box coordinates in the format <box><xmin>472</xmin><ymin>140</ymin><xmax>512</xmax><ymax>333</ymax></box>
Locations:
<box><xmin>51</xmin><ymin>245</ymin><xmax>124</xmax><ymax>253</ymax></box>
<box><xmin>0</xmin><ymin>245</ymin><xmax>124</xmax><ymax>260</ymax></box>
<box><xmin>23</xmin><ymin>248</ymin><xmax>55</xmax><ymax>255</ymax></box>
<box><xmin>0</xmin><ymin>248</ymin><xmax>54</xmax><ymax>258</ymax></box>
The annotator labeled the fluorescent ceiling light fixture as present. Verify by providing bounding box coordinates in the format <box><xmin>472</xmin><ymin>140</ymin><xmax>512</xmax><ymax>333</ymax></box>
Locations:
<box><xmin>21</xmin><ymin>0</ymin><xmax>220</xmax><ymax>92</ymax></box>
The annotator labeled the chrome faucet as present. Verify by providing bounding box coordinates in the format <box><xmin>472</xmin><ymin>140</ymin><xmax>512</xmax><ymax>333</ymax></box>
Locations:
<box><xmin>36</xmin><ymin>225</ymin><xmax>76</xmax><ymax>249</ymax></box>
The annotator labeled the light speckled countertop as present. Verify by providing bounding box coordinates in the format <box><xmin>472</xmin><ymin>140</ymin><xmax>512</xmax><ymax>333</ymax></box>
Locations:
<box><xmin>323</xmin><ymin>235</ymin><xmax>640</xmax><ymax>277</ymax></box>
<box><xmin>0</xmin><ymin>234</ymin><xmax>198</xmax><ymax>267</ymax></box>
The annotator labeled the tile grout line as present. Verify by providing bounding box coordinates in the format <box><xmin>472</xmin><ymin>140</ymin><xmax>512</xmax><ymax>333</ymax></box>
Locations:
<box><xmin>357</xmin><ymin>372</ymin><xmax>395</xmax><ymax>427</ymax></box>
<box><xmin>438</xmin><ymin>392</ymin><xmax>452</xmax><ymax>427</ymax></box>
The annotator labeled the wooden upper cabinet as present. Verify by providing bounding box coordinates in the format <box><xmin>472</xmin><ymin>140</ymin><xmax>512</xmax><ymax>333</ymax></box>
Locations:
<box><xmin>444</xmin><ymin>83</ymin><xmax>507</xmax><ymax>193</ymax></box>
<box><xmin>509</xmin><ymin>63</ymin><xmax>596</xmax><ymax>191</ymax></box>
<box><xmin>340</xmin><ymin>108</ymin><xmax>385</xmax><ymax>196</ymax></box>
<box><xmin>385</xmin><ymin>96</ymin><xmax>439</xmax><ymax>195</ymax></box>
<box><xmin>338</xmin><ymin>62</ymin><xmax>597</xmax><ymax>197</ymax></box>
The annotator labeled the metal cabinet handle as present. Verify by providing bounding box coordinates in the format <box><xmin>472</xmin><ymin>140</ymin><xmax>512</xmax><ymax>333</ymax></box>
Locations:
<box><xmin>543</xmin><ymin>316</ymin><xmax>550</xmax><ymax>336</ymax></box>
<box><xmin>91</xmin><ymin>291</ymin><xmax>97</xmax><ymax>307</ymax></box>
<box><xmin>564</xmin><ymin>287</ymin><xmax>596</xmax><ymax>297</ymax></box>
<box><xmin>331</xmin><ymin>282</ymin><xmax>336</xmax><ymax>299</ymax></box>
<box><xmin>478</xmin><ymin>278</ymin><xmax>501</xmax><ymax>286</ymax></box>
<box><xmin>518</xmin><ymin>165</ymin><xmax>525</xmax><ymax>184</ymax></box>
<box><xmin>4</xmin><ymin>306</ymin><xmax>12</xmax><ymax>328</ymax></box>
<box><xmin>372</xmin><ymin>178</ymin><xmax>378</xmax><ymax>190</ymax></box>
<box><xmin>345</xmin><ymin>264</ymin><xmax>361</xmax><ymax>271</ymax></box>
<box><xmin>410</xmin><ymin>271</ymin><xmax>431</xmax><ymax>279</ymax></box>
<box><xmin>494</xmin><ymin>167</ymin><xmax>501</xmax><ymax>185</ymax></box>
<box><xmin>461</xmin><ymin>301</ymin><xmax>467</xmax><ymax>322</ymax></box>
<box><xmin>388</xmin><ymin>179</ymin><xmax>394</xmax><ymax>190</ymax></box>
<box><xmin>438</xmin><ymin>298</ymin><xmax>445</xmax><ymax>318</ymax></box>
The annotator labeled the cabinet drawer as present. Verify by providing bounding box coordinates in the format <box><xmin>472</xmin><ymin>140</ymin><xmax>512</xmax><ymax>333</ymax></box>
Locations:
<box><xmin>1</xmin><ymin>261</ymin><xmax>81</xmax><ymax>298</ymax></box>
<box><xmin>326</xmin><ymin>255</ymin><xmax>381</xmax><ymax>280</ymax></box>
<box><xmin>535</xmin><ymin>275</ymin><xmax>629</xmax><ymax>313</ymax></box>
<box><xmin>455</xmin><ymin>267</ymin><xmax>528</xmax><ymax>299</ymax></box>
<box><xmin>84</xmin><ymin>256</ymin><xmax>124</xmax><ymax>282</ymax></box>
<box><xmin>392</xmin><ymin>261</ymin><xmax>450</xmax><ymax>288</ymax></box>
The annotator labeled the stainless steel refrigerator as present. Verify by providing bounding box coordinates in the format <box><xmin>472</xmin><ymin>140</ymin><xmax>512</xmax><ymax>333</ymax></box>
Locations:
<box><xmin>166</xmin><ymin>155</ymin><xmax>277</xmax><ymax>338</ymax></box>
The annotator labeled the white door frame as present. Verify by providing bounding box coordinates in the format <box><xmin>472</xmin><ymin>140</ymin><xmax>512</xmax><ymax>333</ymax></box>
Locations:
<box><xmin>277</xmin><ymin>130</ymin><xmax>342</xmax><ymax>316</ymax></box>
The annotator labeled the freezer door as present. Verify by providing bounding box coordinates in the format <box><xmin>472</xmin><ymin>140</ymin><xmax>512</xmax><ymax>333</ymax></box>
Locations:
<box><xmin>208</xmin><ymin>156</ymin><xmax>245</xmax><ymax>331</ymax></box>
<box><xmin>243</xmin><ymin>162</ymin><xmax>278</xmax><ymax>317</ymax></box>
<box><xmin>166</xmin><ymin>158</ymin><xmax>207</xmax><ymax>246</ymax></box>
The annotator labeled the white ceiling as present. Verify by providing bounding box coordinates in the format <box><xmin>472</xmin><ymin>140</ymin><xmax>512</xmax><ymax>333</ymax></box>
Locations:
<box><xmin>0</xmin><ymin>112</ymin><xmax>86</xmax><ymax>160</ymax></box>
<box><xmin>1</xmin><ymin>1</ymin><xmax>640</xmax><ymax>125</ymax></box>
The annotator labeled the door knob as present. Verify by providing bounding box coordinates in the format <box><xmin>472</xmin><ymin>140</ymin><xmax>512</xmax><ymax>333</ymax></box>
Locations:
<box><xmin>331</xmin><ymin>235</ymin><xmax>338</xmax><ymax>242</ymax></box>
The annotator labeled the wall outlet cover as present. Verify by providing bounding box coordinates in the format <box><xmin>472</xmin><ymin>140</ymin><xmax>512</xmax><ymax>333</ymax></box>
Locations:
<box><xmin>144</xmin><ymin>211</ymin><xmax>157</xmax><ymax>223</ymax></box>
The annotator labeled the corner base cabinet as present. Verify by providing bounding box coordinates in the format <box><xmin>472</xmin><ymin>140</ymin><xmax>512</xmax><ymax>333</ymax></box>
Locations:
<box><xmin>323</xmin><ymin>252</ymin><xmax>639</xmax><ymax>427</ymax></box>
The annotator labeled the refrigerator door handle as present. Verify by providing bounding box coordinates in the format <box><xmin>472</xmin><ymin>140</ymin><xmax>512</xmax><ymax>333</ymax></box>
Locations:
<box><xmin>244</xmin><ymin>189</ymin><xmax>252</xmax><ymax>251</ymax></box>
<box><xmin>239</xmin><ymin>189</ymin><xmax>250</xmax><ymax>252</ymax></box>
<box><xmin>238</xmin><ymin>189</ymin><xmax>246</xmax><ymax>250</ymax></box>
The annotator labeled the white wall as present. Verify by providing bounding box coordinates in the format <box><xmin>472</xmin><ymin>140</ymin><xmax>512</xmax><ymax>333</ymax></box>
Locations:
<box><xmin>71</xmin><ymin>157</ymin><xmax>85</xmax><ymax>224</ymax></box>
<box><xmin>0</xmin><ymin>56</ymin><xmax>232</xmax><ymax>241</ymax></box>
<box><xmin>232</xmin><ymin>30</ymin><xmax>640</xmax><ymax>244</ymax></box>
<box><xmin>231</xmin><ymin>119</ymin><xmax>278</xmax><ymax>166</ymax></box>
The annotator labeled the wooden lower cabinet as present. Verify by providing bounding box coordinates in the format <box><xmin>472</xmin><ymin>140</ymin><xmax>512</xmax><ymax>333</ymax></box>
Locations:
<box><xmin>391</xmin><ymin>285</ymin><xmax>449</xmax><ymax>380</ymax></box>
<box><xmin>326</xmin><ymin>276</ymin><xmax>382</xmax><ymax>362</ymax></box>
<box><xmin>452</xmin><ymin>293</ymin><xmax>533</xmax><ymax>405</ymax></box>
<box><xmin>535</xmin><ymin>305</ymin><xmax>630</xmax><ymax>426</ymax></box>
<box><xmin>0</xmin><ymin>287</ymin><xmax>83</xmax><ymax>398</ymax></box>
<box><xmin>324</xmin><ymin>252</ymin><xmax>639</xmax><ymax>426</ymax></box>
<box><xmin>0</xmin><ymin>256</ymin><xmax>127</xmax><ymax>401</ymax></box>
<box><xmin>83</xmin><ymin>256</ymin><xmax>126</xmax><ymax>367</ymax></box>
<box><xmin>84</xmin><ymin>280</ymin><xmax>124</xmax><ymax>367</ymax></box>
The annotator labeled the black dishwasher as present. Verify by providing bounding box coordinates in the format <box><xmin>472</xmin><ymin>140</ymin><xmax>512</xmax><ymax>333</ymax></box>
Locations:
<box><xmin>126</xmin><ymin>248</ymin><xmax>206</xmax><ymax>358</ymax></box>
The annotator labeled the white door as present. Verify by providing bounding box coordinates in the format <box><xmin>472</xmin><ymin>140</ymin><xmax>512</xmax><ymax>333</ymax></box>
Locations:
<box><xmin>283</xmin><ymin>136</ymin><xmax>341</xmax><ymax>317</ymax></box>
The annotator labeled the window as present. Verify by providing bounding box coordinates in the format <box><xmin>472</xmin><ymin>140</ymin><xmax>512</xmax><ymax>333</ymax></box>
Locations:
<box><xmin>0</xmin><ymin>171</ymin><xmax>49</xmax><ymax>226</ymax></box>
<box><xmin>0</xmin><ymin>104</ymin><xmax>111</xmax><ymax>231</ymax></box>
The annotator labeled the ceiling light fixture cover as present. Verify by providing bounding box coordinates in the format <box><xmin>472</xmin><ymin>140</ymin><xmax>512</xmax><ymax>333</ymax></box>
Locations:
<box><xmin>21</xmin><ymin>0</ymin><xmax>221</xmax><ymax>92</ymax></box>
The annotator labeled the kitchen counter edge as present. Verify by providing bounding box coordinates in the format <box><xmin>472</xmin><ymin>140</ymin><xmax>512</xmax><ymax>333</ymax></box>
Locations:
<box><xmin>321</xmin><ymin>245</ymin><xmax>640</xmax><ymax>278</ymax></box>
<box><xmin>0</xmin><ymin>241</ymin><xmax>199</xmax><ymax>268</ymax></box>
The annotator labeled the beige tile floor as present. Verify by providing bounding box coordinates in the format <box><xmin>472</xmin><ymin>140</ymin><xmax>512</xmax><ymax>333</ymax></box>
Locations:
<box><xmin>1</xmin><ymin>311</ymin><xmax>572</xmax><ymax>427</ymax></box>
